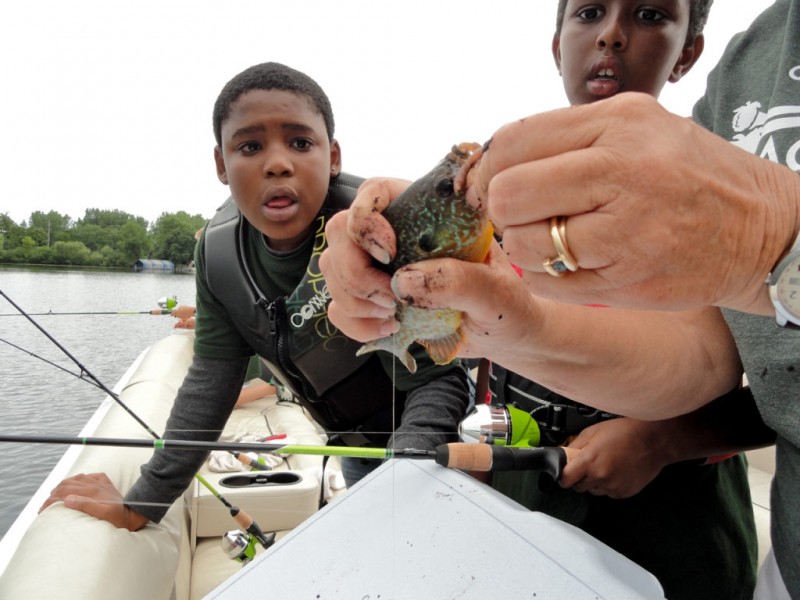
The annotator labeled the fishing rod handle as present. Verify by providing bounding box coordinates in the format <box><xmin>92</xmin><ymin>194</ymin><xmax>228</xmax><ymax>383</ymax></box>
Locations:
<box><xmin>435</xmin><ymin>444</ymin><xmax>567</xmax><ymax>479</ymax></box>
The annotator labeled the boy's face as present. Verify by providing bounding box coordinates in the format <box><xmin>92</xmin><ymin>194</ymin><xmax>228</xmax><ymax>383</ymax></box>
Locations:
<box><xmin>553</xmin><ymin>0</ymin><xmax>702</xmax><ymax>105</ymax></box>
<box><xmin>214</xmin><ymin>89</ymin><xmax>341</xmax><ymax>252</ymax></box>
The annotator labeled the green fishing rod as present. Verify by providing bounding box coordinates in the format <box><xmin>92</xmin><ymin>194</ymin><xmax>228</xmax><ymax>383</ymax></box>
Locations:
<box><xmin>0</xmin><ymin>434</ymin><xmax>568</xmax><ymax>478</ymax></box>
<box><xmin>0</xmin><ymin>434</ymin><xmax>433</xmax><ymax>459</ymax></box>
<box><xmin>0</xmin><ymin>293</ymin><xmax>179</xmax><ymax>316</ymax></box>
<box><xmin>0</xmin><ymin>288</ymin><xmax>276</xmax><ymax>556</ymax></box>
<box><xmin>0</xmin><ymin>309</ymin><xmax>173</xmax><ymax>316</ymax></box>
<box><xmin>0</xmin><ymin>289</ymin><xmax>569</xmax><ymax>561</ymax></box>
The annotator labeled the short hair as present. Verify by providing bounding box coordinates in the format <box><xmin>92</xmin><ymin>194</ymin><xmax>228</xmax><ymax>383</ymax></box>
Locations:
<box><xmin>212</xmin><ymin>62</ymin><xmax>335</xmax><ymax>147</ymax></box>
<box><xmin>555</xmin><ymin>0</ymin><xmax>713</xmax><ymax>42</ymax></box>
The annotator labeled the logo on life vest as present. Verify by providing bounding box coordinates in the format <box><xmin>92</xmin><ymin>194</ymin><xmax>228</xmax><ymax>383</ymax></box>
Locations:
<box><xmin>289</xmin><ymin>285</ymin><xmax>330</xmax><ymax>328</ymax></box>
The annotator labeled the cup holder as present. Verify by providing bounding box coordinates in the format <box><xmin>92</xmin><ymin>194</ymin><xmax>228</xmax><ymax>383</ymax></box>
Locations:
<box><xmin>220</xmin><ymin>472</ymin><xmax>302</xmax><ymax>488</ymax></box>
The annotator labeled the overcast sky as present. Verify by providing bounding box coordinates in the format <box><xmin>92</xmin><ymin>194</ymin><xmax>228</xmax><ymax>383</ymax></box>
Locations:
<box><xmin>0</xmin><ymin>1</ymin><xmax>774</xmax><ymax>226</ymax></box>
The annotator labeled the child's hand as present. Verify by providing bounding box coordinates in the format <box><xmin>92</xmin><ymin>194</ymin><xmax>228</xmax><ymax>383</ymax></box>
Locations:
<box><xmin>39</xmin><ymin>472</ymin><xmax>150</xmax><ymax>531</ymax></box>
<box><xmin>170</xmin><ymin>305</ymin><xmax>196</xmax><ymax>321</ymax></box>
<box><xmin>174</xmin><ymin>317</ymin><xmax>196</xmax><ymax>329</ymax></box>
<box><xmin>558</xmin><ymin>418</ymin><xmax>668</xmax><ymax>499</ymax></box>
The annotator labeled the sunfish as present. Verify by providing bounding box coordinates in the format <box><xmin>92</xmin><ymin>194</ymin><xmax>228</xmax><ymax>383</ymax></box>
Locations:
<box><xmin>356</xmin><ymin>142</ymin><xmax>493</xmax><ymax>373</ymax></box>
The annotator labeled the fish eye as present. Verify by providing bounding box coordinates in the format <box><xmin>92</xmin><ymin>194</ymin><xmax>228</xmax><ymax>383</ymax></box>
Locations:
<box><xmin>435</xmin><ymin>178</ymin><xmax>454</xmax><ymax>198</ymax></box>
<box><xmin>418</xmin><ymin>232</ymin><xmax>439</xmax><ymax>253</ymax></box>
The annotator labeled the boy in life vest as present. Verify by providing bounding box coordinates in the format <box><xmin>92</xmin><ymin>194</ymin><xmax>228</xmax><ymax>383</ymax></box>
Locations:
<box><xmin>487</xmin><ymin>2</ymin><xmax>760</xmax><ymax>599</ymax></box>
<box><xmin>41</xmin><ymin>62</ymin><xmax>471</xmax><ymax>529</ymax></box>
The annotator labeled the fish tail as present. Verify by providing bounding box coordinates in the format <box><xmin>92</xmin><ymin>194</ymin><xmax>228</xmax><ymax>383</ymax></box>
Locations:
<box><xmin>356</xmin><ymin>339</ymin><xmax>418</xmax><ymax>374</ymax></box>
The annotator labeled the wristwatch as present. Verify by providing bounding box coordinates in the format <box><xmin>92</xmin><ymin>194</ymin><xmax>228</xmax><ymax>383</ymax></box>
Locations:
<box><xmin>768</xmin><ymin>230</ymin><xmax>800</xmax><ymax>327</ymax></box>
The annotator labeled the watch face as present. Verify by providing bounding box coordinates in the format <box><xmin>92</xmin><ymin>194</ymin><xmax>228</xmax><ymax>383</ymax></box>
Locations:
<box><xmin>775</xmin><ymin>253</ymin><xmax>800</xmax><ymax>320</ymax></box>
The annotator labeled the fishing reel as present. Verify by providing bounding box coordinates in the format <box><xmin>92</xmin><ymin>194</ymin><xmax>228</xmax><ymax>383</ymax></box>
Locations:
<box><xmin>222</xmin><ymin>530</ymin><xmax>259</xmax><ymax>565</ymax></box>
<box><xmin>221</xmin><ymin>526</ymin><xmax>277</xmax><ymax>565</ymax></box>
<box><xmin>156</xmin><ymin>295</ymin><xmax>178</xmax><ymax>310</ymax></box>
<box><xmin>459</xmin><ymin>404</ymin><xmax>541</xmax><ymax>447</ymax></box>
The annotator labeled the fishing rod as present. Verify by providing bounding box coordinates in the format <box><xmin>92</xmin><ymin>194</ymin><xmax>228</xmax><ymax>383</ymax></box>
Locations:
<box><xmin>0</xmin><ymin>337</ymin><xmax>107</xmax><ymax>392</ymax></box>
<box><xmin>0</xmin><ymin>309</ymin><xmax>173</xmax><ymax>316</ymax></box>
<box><xmin>0</xmin><ymin>333</ymin><xmax>272</xmax><ymax>471</ymax></box>
<box><xmin>1</xmin><ymin>289</ymin><xmax>570</xmax><ymax>562</ymax></box>
<box><xmin>1</xmin><ymin>289</ymin><xmax>161</xmax><ymax>438</ymax></box>
<box><xmin>0</xmin><ymin>288</ymin><xmax>275</xmax><ymax>558</ymax></box>
<box><xmin>0</xmin><ymin>434</ymin><xmax>567</xmax><ymax>478</ymax></box>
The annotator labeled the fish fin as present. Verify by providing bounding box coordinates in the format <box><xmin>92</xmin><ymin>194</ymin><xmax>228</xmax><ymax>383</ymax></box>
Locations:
<box><xmin>419</xmin><ymin>330</ymin><xmax>464</xmax><ymax>365</ymax></box>
<box><xmin>357</xmin><ymin>340</ymin><xmax>418</xmax><ymax>374</ymax></box>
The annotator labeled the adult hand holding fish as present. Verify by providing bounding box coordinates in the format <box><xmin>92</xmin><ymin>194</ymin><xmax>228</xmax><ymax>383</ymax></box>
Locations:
<box><xmin>343</xmin><ymin>143</ymin><xmax>495</xmax><ymax>373</ymax></box>
<box><xmin>321</xmin><ymin>152</ymin><xmax>542</xmax><ymax>371</ymax></box>
<box><xmin>320</xmin><ymin>133</ymin><xmax>742</xmax><ymax>419</ymax></box>
<box><xmin>465</xmin><ymin>94</ymin><xmax>800</xmax><ymax>315</ymax></box>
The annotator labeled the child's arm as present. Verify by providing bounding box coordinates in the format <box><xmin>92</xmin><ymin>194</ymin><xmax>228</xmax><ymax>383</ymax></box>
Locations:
<box><xmin>389</xmin><ymin>364</ymin><xmax>471</xmax><ymax>451</ymax></box>
<box><xmin>41</xmin><ymin>355</ymin><xmax>249</xmax><ymax>530</ymax></box>
<box><xmin>559</xmin><ymin>386</ymin><xmax>775</xmax><ymax>498</ymax></box>
<box><xmin>123</xmin><ymin>355</ymin><xmax>248</xmax><ymax>525</ymax></box>
<box><xmin>236</xmin><ymin>381</ymin><xmax>277</xmax><ymax>407</ymax></box>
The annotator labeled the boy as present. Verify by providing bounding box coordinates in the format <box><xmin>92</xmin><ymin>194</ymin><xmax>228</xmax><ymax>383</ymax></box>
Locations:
<box><xmin>488</xmin><ymin>2</ymin><xmax>758</xmax><ymax>599</ymax></box>
<box><xmin>42</xmin><ymin>62</ymin><xmax>470</xmax><ymax>527</ymax></box>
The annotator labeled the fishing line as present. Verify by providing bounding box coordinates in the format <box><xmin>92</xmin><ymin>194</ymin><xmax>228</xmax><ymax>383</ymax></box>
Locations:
<box><xmin>0</xmin><ymin>288</ymin><xmax>274</xmax><ymax>547</ymax></box>
<box><xmin>0</xmin><ymin>337</ymin><xmax>106</xmax><ymax>392</ymax></box>
<box><xmin>0</xmin><ymin>331</ymin><xmax>434</xmax><ymax>443</ymax></box>
<box><xmin>0</xmin><ymin>309</ymin><xmax>173</xmax><ymax>317</ymax></box>
<box><xmin>0</xmin><ymin>289</ymin><xmax>160</xmax><ymax>438</ymax></box>
<box><xmin>391</xmin><ymin>340</ymin><xmax>398</xmax><ymax>597</ymax></box>
<box><xmin>0</xmin><ymin>288</ymin><xmax>463</xmax><ymax>559</ymax></box>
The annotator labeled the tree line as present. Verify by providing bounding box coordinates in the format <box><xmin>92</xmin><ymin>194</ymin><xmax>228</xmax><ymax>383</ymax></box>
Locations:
<box><xmin>0</xmin><ymin>208</ymin><xmax>207</xmax><ymax>268</ymax></box>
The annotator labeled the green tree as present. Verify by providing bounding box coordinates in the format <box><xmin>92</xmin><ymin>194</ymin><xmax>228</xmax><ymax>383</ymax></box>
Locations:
<box><xmin>118</xmin><ymin>221</ymin><xmax>150</xmax><ymax>264</ymax></box>
<box><xmin>0</xmin><ymin>207</ymin><xmax>212</xmax><ymax>268</ymax></box>
<box><xmin>0</xmin><ymin>214</ymin><xmax>21</xmax><ymax>254</ymax></box>
<box><xmin>71</xmin><ymin>223</ymin><xmax>117</xmax><ymax>252</ymax></box>
<box><xmin>79</xmin><ymin>208</ymin><xmax>146</xmax><ymax>230</ymax></box>
<box><xmin>28</xmin><ymin>211</ymin><xmax>71</xmax><ymax>246</ymax></box>
<box><xmin>0</xmin><ymin>214</ymin><xmax>25</xmax><ymax>250</ymax></box>
<box><xmin>0</xmin><ymin>213</ymin><xmax>17</xmax><ymax>236</ymax></box>
<box><xmin>51</xmin><ymin>240</ymin><xmax>91</xmax><ymax>265</ymax></box>
<box><xmin>150</xmin><ymin>211</ymin><xmax>205</xmax><ymax>265</ymax></box>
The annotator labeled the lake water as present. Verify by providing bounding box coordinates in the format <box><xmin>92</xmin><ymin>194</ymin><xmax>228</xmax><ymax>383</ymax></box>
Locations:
<box><xmin>0</xmin><ymin>266</ymin><xmax>196</xmax><ymax>538</ymax></box>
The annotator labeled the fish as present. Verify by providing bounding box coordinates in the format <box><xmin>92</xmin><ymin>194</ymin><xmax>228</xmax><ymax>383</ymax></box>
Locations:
<box><xmin>356</xmin><ymin>142</ymin><xmax>494</xmax><ymax>373</ymax></box>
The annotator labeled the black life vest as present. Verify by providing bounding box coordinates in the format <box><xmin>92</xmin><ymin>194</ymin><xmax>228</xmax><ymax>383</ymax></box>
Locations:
<box><xmin>204</xmin><ymin>174</ymin><xmax>404</xmax><ymax>446</ymax></box>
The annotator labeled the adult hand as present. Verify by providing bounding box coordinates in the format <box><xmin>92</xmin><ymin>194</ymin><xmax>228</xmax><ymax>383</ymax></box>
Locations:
<box><xmin>321</xmin><ymin>176</ymin><xmax>544</xmax><ymax>359</ymax></box>
<box><xmin>559</xmin><ymin>418</ymin><xmax>668</xmax><ymax>498</ymax></box>
<box><xmin>39</xmin><ymin>473</ymin><xmax>150</xmax><ymax>531</ymax></box>
<box><xmin>470</xmin><ymin>93</ymin><xmax>800</xmax><ymax>315</ymax></box>
<box><xmin>321</xmin><ymin>178</ymin><xmax>410</xmax><ymax>342</ymax></box>
<box><xmin>385</xmin><ymin>242</ymin><xmax>544</xmax><ymax>363</ymax></box>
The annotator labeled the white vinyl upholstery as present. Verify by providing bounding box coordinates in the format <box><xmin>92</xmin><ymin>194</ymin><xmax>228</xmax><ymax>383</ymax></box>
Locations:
<box><xmin>0</xmin><ymin>332</ymin><xmax>195</xmax><ymax>600</ymax></box>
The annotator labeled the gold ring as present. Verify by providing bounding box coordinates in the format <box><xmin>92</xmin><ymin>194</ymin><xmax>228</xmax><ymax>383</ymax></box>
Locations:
<box><xmin>543</xmin><ymin>216</ymin><xmax>578</xmax><ymax>277</ymax></box>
